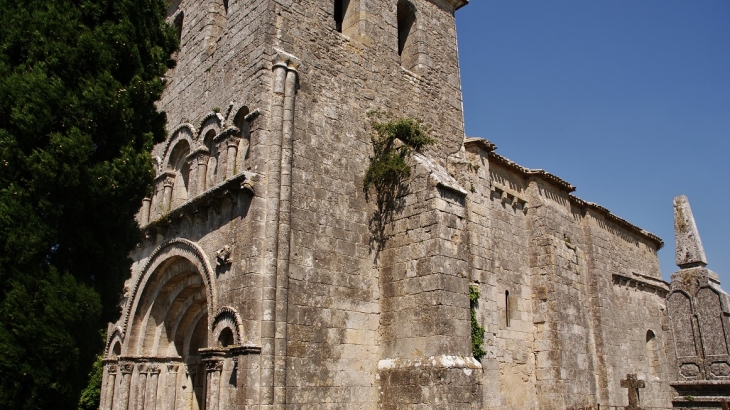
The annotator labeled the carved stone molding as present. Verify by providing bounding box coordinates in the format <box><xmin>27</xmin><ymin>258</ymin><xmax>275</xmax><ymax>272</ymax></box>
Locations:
<box><xmin>120</xmin><ymin>238</ymin><xmax>217</xmax><ymax>339</ymax></box>
<box><xmin>205</xmin><ymin>360</ymin><xmax>223</xmax><ymax>372</ymax></box>
<box><xmin>273</xmin><ymin>48</ymin><xmax>301</xmax><ymax>73</ymax></box>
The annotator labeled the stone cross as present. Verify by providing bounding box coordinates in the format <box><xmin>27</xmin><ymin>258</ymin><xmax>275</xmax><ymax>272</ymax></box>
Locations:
<box><xmin>674</xmin><ymin>195</ymin><xmax>707</xmax><ymax>268</ymax></box>
<box><xmin>620</xmin><ymin>373</ymin><xmax>645</xmax><ymax>410</ymax></box>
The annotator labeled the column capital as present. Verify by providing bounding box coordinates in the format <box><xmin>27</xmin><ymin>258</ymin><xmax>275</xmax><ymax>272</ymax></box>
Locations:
<box><xmin>205</xmin><ymin>360</ymin><xmax>223</xmax><ymax>372</ymax></box>
<box><xmin>273</xmin><ymin>48</ymin><xmax>302</xmax><ymax>73</ymax></box>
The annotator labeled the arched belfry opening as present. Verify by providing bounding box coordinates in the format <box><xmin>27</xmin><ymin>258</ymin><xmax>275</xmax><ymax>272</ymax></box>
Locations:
<box><xmin>334</xmin><ymin>0</ymin><xmax>360</xmax><ymax>38</ymax></box>
<box><xmin>397</xmin><ymin>0</ymin><xmax>417</xmax><ymax>70</ymax></box>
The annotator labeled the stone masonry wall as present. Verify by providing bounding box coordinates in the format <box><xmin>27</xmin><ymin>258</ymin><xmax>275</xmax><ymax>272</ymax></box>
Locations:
<box><xmin>273</xmin><ymin>0</ymin><xmax>468</xmax><ymax>407</ymax></box>
<box><xmin>459</xmin><ymin>143</ymin><xmax>672</xmax><ymax>410</ymax></box>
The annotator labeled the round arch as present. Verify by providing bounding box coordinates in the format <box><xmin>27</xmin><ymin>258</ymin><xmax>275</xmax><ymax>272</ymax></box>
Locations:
<box><xmin>120</xmin><ymin>238</ymin><xmax>217</xmax><ymax>342</ymax></box>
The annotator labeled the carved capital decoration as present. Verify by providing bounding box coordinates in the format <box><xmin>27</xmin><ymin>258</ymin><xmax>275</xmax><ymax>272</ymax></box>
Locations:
<box><xmin>205</xmin><ymin>360</ymin><xmax>223</xmax><ymax>372</ymax></box>
<box><xmin>148</xmin><ymin>364</ymin><xmax>160</xmax><ymax>374</ymax></box>
<box><xmin>167</xmin><ymin>364</ymin><xmax>180</xmax><ymax>373</ymax></box>
<box><xmin>107</xmin><ymin>364</ymin><xmax>118</xmax><ymax>373</ymax></box>
<box><xmin>273</xmin><ymin>48</ymin><xmax>302</xmax><ymax>73</ymax></box>
<box><xmin>163</xmin><ymin>174</ymin><xmax>175</xmax><ymax>188</ymax></box>
<box><xmin>120</xmin><ymin>363</ymin><xmax>134</xmax><ymax>374</ymax></box>
<box><xmin>226</xmin><ymin>137</ymin><xmax>241</xmax><ymax>148</ymax></box>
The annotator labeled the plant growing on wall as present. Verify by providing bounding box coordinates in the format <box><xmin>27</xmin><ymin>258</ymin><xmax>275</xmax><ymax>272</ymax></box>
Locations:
<box><xmin>364</xmin><ymin>112</ymin><xmax>434</xmax><ymax>250</ymax></box>
<box><xmin>363</xmin><ymin>112</ymin><xmax>434</xmax><ymax>198</ymax></box>
<box><xmin>470</xmin><ymin>285</ymin><xmax>486</xmax><ymax>361</ymax></box>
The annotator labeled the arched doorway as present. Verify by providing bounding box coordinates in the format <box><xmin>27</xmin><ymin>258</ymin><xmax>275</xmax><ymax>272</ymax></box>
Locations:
<box><xmin>100</xmin><ymin>239</ymin><xmax>220</xmax><ymax>410</ymax></box>
<box><xmin>126</xmin><ymin>255</ymin><xmax>209</xmax><ymax>409</ymax></box>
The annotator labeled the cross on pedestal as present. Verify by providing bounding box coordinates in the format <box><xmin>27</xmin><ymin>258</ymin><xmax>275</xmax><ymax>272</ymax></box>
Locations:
<box><xmin>620</xmin><ymin>373</ymin><xmax>645</xmax><ymax>410</ymax></box>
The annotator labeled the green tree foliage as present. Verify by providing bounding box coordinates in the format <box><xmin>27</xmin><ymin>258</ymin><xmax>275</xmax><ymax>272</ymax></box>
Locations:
<box><xmin>0</xmin><ymin>0</ymin><xmax>177</xmax><ymax>407</ymax></box>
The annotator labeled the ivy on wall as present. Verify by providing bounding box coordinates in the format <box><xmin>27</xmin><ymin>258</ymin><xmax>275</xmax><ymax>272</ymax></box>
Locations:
<box><xmin>470</xmin><ymin>285</ymin><xmax>486</xmax><ymax>361</ymax></box>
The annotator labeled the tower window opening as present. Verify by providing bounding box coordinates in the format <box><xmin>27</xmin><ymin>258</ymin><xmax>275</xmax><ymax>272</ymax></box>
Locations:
<box><xmin>335</xmin><ymin>0</ymin><xmax>345</xmax><ymax>33</ymax></box>
<box><xmin>397</xmin><ymin>0</ymin><xmax>416</xmax><ymax>57</ymax></box>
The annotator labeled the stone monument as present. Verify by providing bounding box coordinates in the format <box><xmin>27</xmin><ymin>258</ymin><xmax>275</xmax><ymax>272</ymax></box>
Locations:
<box><xmin>667</xmin><ymin>196</ymin><xmax>730</xmax><ymax>409</ymax></box>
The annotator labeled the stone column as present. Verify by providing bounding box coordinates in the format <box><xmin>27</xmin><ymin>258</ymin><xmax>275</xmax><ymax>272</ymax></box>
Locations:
<box><xmin>205</xmin><ymin>360</ymin><xmax>223</xmax><ymax>410</ymax></box>
<box><xmin>116</xmin><ymin>363</ymin><xmax>134</xmax><ymax>410</ymax></box>
<box><xmin>186</xmin><ymin>157</ymin><xmax>198</xmax><ymax>198</ymax></box>
<box><xmin>144</xmin><ymin>365</ymin><xmax>160</xmax><ymax>410</ymax></box>
<box><xmin>259</xmin><ymin>51</ymin><xmax>289</xmax><ymax>407</ymax></box>
<box><xmin>162</xmin><ymin>178</ymin><xmax>174</xmax><ymax>213</ymax></box>
<box><xmin>274</xmin><ymin>56</ymin><xmax>300</xmax><ymax>407</ymax></box>
<box><xmin>140</xmin><ymin>198</ymin><xmax>151</xmax><ymax>225</ymax></box>
<box><xmin>225</xmin><ymin>138</ymin><xmax>239</xmax><ymax>178</ymax></box>
<box><xmin>197</xmin><ymin>155</ymin><xmax>209</xmax><ymax>194</ymax></box>
<box><xmin>135</xmin><ymin>364</ymin><xmax>148</xmax><ymax>410</ymax></box>
<box><xmin>165</xmin><ymin>364</ymin><xmax>179</xmax><ymax>410</ymax></box>
<box><xmin>102</xmin><ymin>364</ymin><xmax>118</xmax><ymax>410</ymax></box>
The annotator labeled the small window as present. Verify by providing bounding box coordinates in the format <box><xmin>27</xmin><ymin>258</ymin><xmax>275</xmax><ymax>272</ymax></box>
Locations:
<box><xmin>505</xmin><ymin>290</ymin><xmax>511</xmax><ymax>327</ymax></box>
<box><xmin>335</xmin><ymin>0</ymin><xmax>359</xmax><ymax>38</ymax></box>
<box><xmin>334</xmin><ymin>0</ymin><xmax>344</xmax><ymax>32</ymax></box>
<box><xmin>646</xmin><ymin>330</ymin><xmax>659</xmax><ymax>377</ymax></box>
<box><xmin>173</xmin><ymin>11</ymin><xmax>184</xmax><ymax>42</ymax></box>
<box><xmin>111</xmin><ymin>342</ymin><xmax>121</xmax><ymax>358</ymax></box>
<box><xmin>218</xmin><ymin>328</ymin><xmax>234</xmax><ymax>347</ymax></box>
<box><xmin>397</xmin><ymin>0</ymin><xmax>416</xmax><ymax>68</ymax></box>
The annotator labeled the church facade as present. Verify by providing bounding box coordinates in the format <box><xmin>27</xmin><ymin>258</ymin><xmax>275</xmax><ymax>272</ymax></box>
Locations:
<box><xmin>99</xmin><ymin>0</ymin><xmax>730</xmax><ymax>408</ymax></box>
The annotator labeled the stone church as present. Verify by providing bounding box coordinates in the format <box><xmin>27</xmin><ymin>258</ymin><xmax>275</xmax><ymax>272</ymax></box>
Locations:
<box><xmin>99</xmin><ymin>0</ymin><xmax>730</xmax><ymax>408</ymax></box>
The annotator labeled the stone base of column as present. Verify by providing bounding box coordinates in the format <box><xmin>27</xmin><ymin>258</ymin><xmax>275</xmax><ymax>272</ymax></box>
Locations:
<box><xmin>377</xmin><ymin>355</ymin><xmax>483</xmax><ymax>409</ymax></box>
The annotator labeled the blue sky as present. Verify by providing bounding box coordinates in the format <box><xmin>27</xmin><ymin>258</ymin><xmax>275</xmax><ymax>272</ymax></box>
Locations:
<box><xmin>455</xmin><ymin>1</ymin><xmax>730</xmax><ymax>284</ymax></box>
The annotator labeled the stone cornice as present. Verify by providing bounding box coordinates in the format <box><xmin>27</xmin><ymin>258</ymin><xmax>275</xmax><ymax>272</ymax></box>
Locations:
<box><xmin>142</xmin><ymin>171</ymin><xmax>256</xmax><ymax>232</ymax></box>
<box><xmin>424</xmin><ymin>0</ymin><xmax>468</xmax><ymax>12</ymax></box>
<box><xmin>612</xmin><ymin>272</ymin><xmax>670</xmax><ymax>296</ymax></box>
<box><xmin>467</xmin><ymin>137</ymin><xmax>664</xmax><ymax>249</ymax></box>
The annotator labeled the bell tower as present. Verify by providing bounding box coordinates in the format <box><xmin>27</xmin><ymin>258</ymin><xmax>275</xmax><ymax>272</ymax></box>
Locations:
<box><xmin>101</xmin><ymin>0</ymin><xmax>476</xmax><ymax>408</ymax></box>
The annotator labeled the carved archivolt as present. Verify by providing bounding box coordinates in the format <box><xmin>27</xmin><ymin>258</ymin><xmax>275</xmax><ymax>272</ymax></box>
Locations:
<box><xmin>160</xmin><ymin>124</ymin><xmax>197</xmax><ymax>172</ymax></box>
<box><xmin>120</xmin><ymin>238</ymin><xmax>217</xmax><ymax>340</ymax></box>
<box><xmin>104</xmin><ymin>326</ymin><xmax>124</xmax><ymax>357</ymax></box>
<box><xmin>211</xmin><ymin>306</ymin><xmax>244</xmax><ymax>345</ymax></box>
<box><xmin>198</xmin><ymin>112</ymin><xmax>225</xmax><ymax>140</ymax></box>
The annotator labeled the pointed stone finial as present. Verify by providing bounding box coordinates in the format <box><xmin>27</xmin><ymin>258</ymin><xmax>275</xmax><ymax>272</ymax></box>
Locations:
<box><xmin>674</xmin><ymin>195</ymin><xmax>707</xmax><ymax>268</ymax></box>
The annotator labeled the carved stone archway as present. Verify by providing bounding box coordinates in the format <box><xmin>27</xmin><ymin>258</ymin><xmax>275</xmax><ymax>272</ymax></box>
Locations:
<box><xmin>101</xmin><ymin>239</ymin><xmax>225</xmax><ymax>410</ymax></box>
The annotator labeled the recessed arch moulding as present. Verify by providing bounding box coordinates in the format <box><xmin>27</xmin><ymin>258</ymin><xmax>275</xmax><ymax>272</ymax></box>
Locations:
<box><xmin>99</xmin><ymin>238</ymin><xmax>257</xmax><ymax>410</ymax></box>
<box><xmin>140</xmin><ymin>105</ymin><xmax>253</xmax><ymax>226</ymax></box>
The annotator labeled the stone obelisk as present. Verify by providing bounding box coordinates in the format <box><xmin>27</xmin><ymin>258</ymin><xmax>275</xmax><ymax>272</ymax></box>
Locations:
<box><xmin>673</xmin><ymin>194</ymin><xmax>707</xmax><ymax>268</ymax></box>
